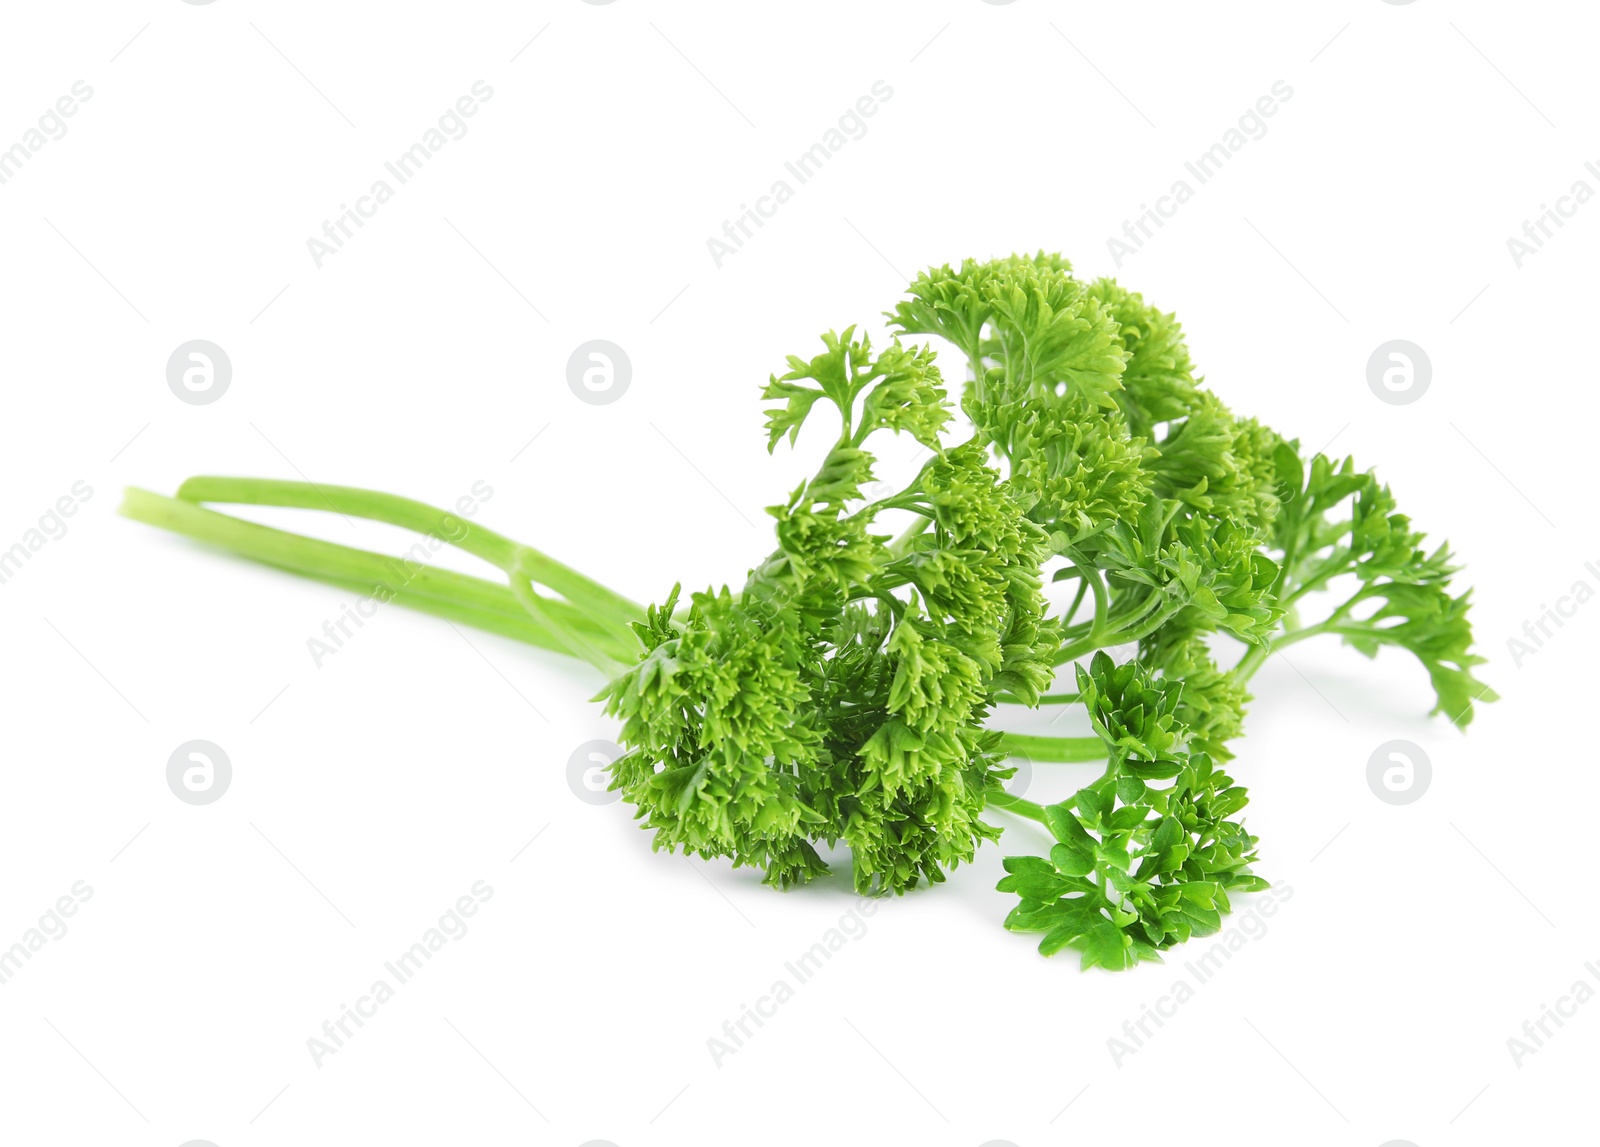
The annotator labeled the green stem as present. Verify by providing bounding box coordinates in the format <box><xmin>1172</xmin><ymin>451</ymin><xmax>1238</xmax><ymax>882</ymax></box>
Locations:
<box><xmin>509</xmin><ymin>574</ymin><xmax>621</xmax><ymax>674</ymax></box>
<box><xmin>1280</xmin><ymin>552</ymin><xmax>1349</xmax><ymax>608</ymax></box>
<box><xmin>1111</xmin><ymin>596</ymin><xmax>1186</xmax><ymax>645</ymax></box>
<box><xmin>985</xmin><ymin>790</ymin><xmax>1049</xmax><ymax>825</ymax></box>
<box><xmin>176</xmin><ymin>476</ymin><xmax>645</xmax><ymax>629</ymax></box>
<box><xmin>1054</xmin><ymin>629</ymin><xmax>1114</xmax><ymax>666</ymax></box>
<box><xmin>1232</xmin><ymin>641</ymin><xmax>1269</xmax><ymax>683</ymax></box>
<box><xmin>310</xmin><ymin>571</ymin><xmax>570</xmax><ymax>652</ymax></box>
<box><xmin>1053</xmin><ymin>583</ymin><xmax>1168</xmax><ymax>661</ymax></box>
<box><xmin>1060</xmin><ymin>574</ymin><xmax>1091</xmax><ymax>629</ymax></box>
<box><xmin>120</xmin><ymin>487</ymin><xmax>640</xmax><ymax>668</ymax></box>
<box><xmin>1060</xmin><ymin>561</ymin><xmax>1107</xmax><ymax>641</ymax></box>
<box><xmin>1234</xmin><ymin>619</ymin><xmax>1340</xmax><ymax>682</ymax></box>
<box><xmin>997</xmin><ymin>732</ymin><xmax>1107</xmax><ymax>763</ymax></box>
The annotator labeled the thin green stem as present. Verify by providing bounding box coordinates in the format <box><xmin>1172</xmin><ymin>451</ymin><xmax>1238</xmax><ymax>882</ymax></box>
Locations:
<box><xmin>1236</xmin><ymin>550</ymin><xmax>1385</xmax><ymax>683</ymax></box>
<box><xmin>1073</xmin><ymin>561</ymin><xmax>1108</xmax><ymax>637</ymax></box>
<box><xmin>996</xmin><ymin>690</ymin><xmax>1081</xmax><ymax>706</ymax></box>
<box><xmin>509</xmin><ymin>575</ymin><xmax>625</xmax><ymax>675</ymax></box>
<box><xmin>1053</xmin><ymin>632</ymin><xmax>1108</xmax><ymax>666</ymax></box>
<box><xmin>1280</xmin><ymin>551</ymin><xmax>1349</xmax><ymax>608</ymax></box>
<box><xmin>1232</xmin><ymin>641</ymin><xmax>1269</xmax><ymax>682</ymax></box>
<box><xmin>1054</xmin><ymin>590</ymin><xmax>1191</xmax><ymax>667</ymax></box>
<box><xmin>120</xmin><ymin>488</ymin><xmax>639</xmax><ymax>666</ymax></box>
<box><xmin>310</xmin><ymin>571</ymin><xmax>570</xmax><ymax>652</ymax></box>
<box><xmin>1060</xmin><ymin>574</ymin><xmax>1091</xmax><ymax>629</ymax></box>
<box><xmin>985</xmin><ymin>790</ymin><xmax>1049</xmax><ymax>825</ymax></box>
<box><xmin>177</xmin><ymin>476</ymin><xmax>646</xmax><ymax>629</ymax></box>
<box><xmin>1111</xmin><ymin>596</ymin><xmax>1187</xmax><ymax>645</ymax></box>
<box><xmin>997</xmin><ymin>732</ymin><xmax>1107</xmax><ymax>763</ymax></box>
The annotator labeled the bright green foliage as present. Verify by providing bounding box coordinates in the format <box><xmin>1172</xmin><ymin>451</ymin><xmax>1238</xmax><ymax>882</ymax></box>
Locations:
<box><xmin>600</xmin><ymin>251</ymin><xmax>1489</xmax><ymax>941</ymax></box>
<box><xmin>1087</xmin><ymin>277</ymin><xmax>1199</xmax><ymax>438</ymax></box>
<box><xmin>1002</xmin><ymin>392</ymin><xmax>1151</xmax><ymax>550</ymax></box>
<box><xmin>1256</xmin><ymin>445</ymin><xmax>1499</xmax><ymax>726</ymax></box>
<box><xmin>763</xmin><ymin>326</ymin><xmax>950</xmax><ymax>453</ymax></box>
<box><xmin>599</xmin><ymin>327</ymin><xmax>1060</xmax><ymax>893</ymax></box>
<box><xmin>1157</xmin><ymin>638</ymin><xmax>1251</xmax><ymax>763</ymax></box>
<box><xmin>889</xmin><ymin>253</ymin><xmax>1128</xmax><ymax>420</ymax></box>
<box><xmin>121</xmin><ymin>250</ymin><xmax>1496</xmax><ymax>971</ymax></box>
<box><xmin>888</xmin><ymin>253</ymin><xmax>1491</xmax><ymax>962</ymax></box>
<box><xmin>998</xmin><ymin>653</ymin><xmax>1265</xmax><ymax>969</ymax></box>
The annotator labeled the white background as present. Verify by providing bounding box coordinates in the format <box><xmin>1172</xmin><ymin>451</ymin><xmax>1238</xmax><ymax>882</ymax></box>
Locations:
<box><xmin>0</xmin><ymin>2</ymin><xmax>1594</xmax><ymax>1145</ymax></box>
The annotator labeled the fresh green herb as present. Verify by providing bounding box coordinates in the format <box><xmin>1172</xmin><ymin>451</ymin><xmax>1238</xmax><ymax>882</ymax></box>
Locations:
<box><xmin>120</xmin><ymin>252</ymin><xmax>1494</xmax><ymax>969</ymax></box>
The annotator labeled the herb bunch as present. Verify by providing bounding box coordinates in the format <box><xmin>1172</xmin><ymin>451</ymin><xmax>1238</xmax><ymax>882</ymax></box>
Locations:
<box><xmin>121</xmin><ymin>252</ymin><xmax>1494</xmax><ymax>969</ymax></box>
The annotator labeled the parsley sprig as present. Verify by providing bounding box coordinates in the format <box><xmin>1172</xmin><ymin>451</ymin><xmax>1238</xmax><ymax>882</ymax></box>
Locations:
<box><xmin>119</xmin><ymin>251</ymin><xmax>1493</xmax><ymax>969</ymax></box>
